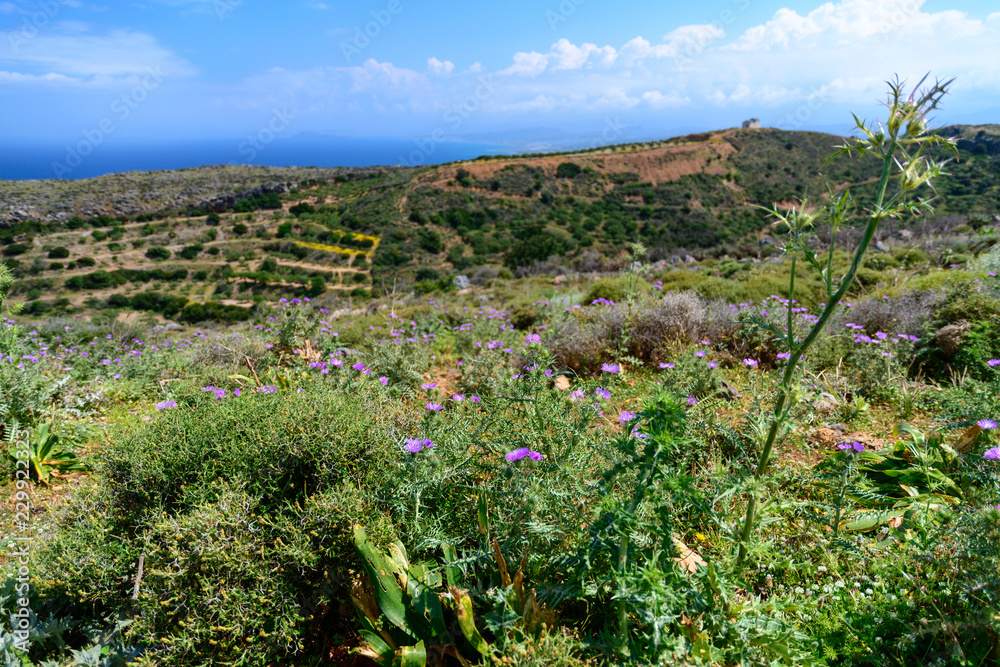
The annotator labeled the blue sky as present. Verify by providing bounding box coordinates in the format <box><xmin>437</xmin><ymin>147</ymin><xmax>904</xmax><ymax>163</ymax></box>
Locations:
<box><xmin>1</xmin><ymin>0</ymin><xmax>999</xmax><ymax>151</ymax></box>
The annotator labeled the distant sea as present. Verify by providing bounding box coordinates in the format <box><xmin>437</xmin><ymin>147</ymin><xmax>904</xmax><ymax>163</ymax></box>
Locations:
<box><xmin>0</xmin><ymin>136</ymin><xmax>519</xmax><ymax>181</ymax></box>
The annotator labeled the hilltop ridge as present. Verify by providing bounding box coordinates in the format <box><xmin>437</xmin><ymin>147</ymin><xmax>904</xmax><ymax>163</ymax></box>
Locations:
<box><xmin>1</xmin><ymin>125</ymin><xmax>997</xmax><ymax>318</ymax></box>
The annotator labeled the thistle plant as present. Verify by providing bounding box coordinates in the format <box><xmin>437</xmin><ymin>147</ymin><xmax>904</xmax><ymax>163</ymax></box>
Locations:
<box><xmin>735</xmin><ymin>75</ymin><xmax>957</xmax><ymax>565</ymax></box>
<box><xmin>0</xmin><ymin>263</ymin><xmax>24</xmax><ymax>355</ymax></box>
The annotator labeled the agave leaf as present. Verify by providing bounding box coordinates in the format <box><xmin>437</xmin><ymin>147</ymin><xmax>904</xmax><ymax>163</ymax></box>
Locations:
<box><xmin>450</xmin><ymin>586</ymin><xmax>490</xmax><ymax>659</ymax></box>
<box><xmin>353</xmin><ymin>525</ymin><xmax>414</xmax><ymax>640</ymax></box>
<box><xmin>401</xmin><ymin>567</ymin><xmax>448</xmax><ymax>640</ymax></box>
<box><xmin>354</xmin><ymin>526</ymin><xmax>441</xmax><ymax>641</ymax></box>
<box><xmin>393</xmin><ymin>640</ymin><xmax>426</xmax><ymax>667</ymax></box>
<box><xmin>358</xmin><ymin>631</ymin><xmax>395</xmax><ymax>667</ymax></box>
<box><xmin>441</xmin><ymin>543</ymin><xmax>460</xmax><ymax>588</ymax></box>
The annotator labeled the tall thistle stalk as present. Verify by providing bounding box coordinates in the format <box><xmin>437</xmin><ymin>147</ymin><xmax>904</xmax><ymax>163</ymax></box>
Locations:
<box><xmin>0</xmin><ymin>263</ymin><xmax>24</xmax><ymax>355</ymax></box>
<box><xmin>734</xmin><ymin>76</ymin><xmax>956</xmax><ymax>566</ymax></box>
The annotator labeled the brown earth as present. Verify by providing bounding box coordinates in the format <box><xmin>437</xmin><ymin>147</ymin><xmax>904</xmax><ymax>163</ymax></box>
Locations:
<box><xmin>418</xmin><ymin>133</ymin><xmax>736</xmax><ymax>190</ymax></box>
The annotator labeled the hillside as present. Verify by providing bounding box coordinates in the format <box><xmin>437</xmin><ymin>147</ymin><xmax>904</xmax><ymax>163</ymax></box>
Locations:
<box><xmin>1</xmin><ymin>125</ymin><xmax>998</xmax><ymax>319</ymax></box>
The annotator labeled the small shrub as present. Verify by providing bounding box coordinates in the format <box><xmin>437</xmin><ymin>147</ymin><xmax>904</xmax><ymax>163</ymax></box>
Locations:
<box><xmin>3</xmin><ymin>243</ymin><xmax>31</xmax><ymax>256</ymax></box>
<box><xmin>145</xmin><ymin>246</ymin><xmax>171</xmax><ymax>261</ymax></box>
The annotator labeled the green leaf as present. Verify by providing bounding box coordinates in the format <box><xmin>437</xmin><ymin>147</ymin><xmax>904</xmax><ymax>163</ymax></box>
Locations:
<box><xmin>441</xmin><ymin>544</ymin><xmax>460</xmax><ymax>588</ymax></box>
<box><xmin>353</xmin><ymin>526</ymin><xmax>443</xmax><ymax>641</ymax></box>
<box><xmin>394</xmin><ymin>640</ymin><xmax>427</xmax><ymax>667</ymax></box>
<box><xmin>477</xmin><ymin>494</ymin><xmax>489</xmax><ymax>540</ymax></box>
<box><xmin>450</xmin><ymin>586</ymin><xmax>491</xmax><ymax>659</ymax></box>
<box><xmin>353</xmin><ymin>525</ymin><xmax>413</xmax><ymax>640</ymax></box>
<box><xmin>843</xmin><ymin>509</ymin><xmax>906</xmax><ymax>533</ymax></box>
<box><xmin>358</xmin><ymin>630</ymin><xmax>395</xmax><ymax>667</ymax></box>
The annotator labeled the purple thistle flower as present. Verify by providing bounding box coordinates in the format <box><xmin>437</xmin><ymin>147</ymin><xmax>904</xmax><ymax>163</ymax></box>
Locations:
<box><xmin>595</xmin><ymin>387</ymin><xmax>611</xmax><ymax>400</ymax></box>
<box><xmin>660</xmin><ymin>362</ymin><xmax>675</xmax><ymax>369</ymax></box>
<box><xmin>352</xmin><ymin>363</ymin><xmax>366</xmax><ymax>372</ymax></box>
<box><xmin>331</xmin><ymin>358</ymin><xmax>344</xmax><ymax>367</ymax></box>
<box><xmin>506</xmin><ymin>448</ymin><xmax>545</xmax><ymax>462</ymax></box>
<box><xmin>525</xmin><ymin>333</ymin><xmax>541</xmax><ymax>344</ymax></box>
<box><xmin>743</xmin><ymin>358</ymin><xmax>758</xmax><ymax>367</ymax></box>
<box><xmin>601</xmin><ymin>363</ymin><xmax>620</xmax><ymax>373</ymax></box>
<box><xmin>988</xmin><ymin>359</ymin><xmax>1000</xmax><ymax>368</ymax></box>
<box><xmin>695</xmin><ymin>351</ymin><xmax>706</xmax><ymax>358</ymax></box>
<box><xmin>155</xmin><ymin>400</ymin><xmax>178</xmax><ymax>411</ymax></box>
<box><xmin>570</xmin><ymin>389</ymin><xmax>585</xmax><ymax>402</ymax></box>
<box><xmin>984</xmin><ymin>447</ymin><xmax>1000</xmax><ymax>461</ymax></box>
<box><xmin>234</xmin><ymin>389</ymin><xmax>241</xmax><ymax>397</ymax></box>
<box><xmin>426</xmin><ymin>402</ymin><xmax>444</xmax><ymax>411</ymax></box>
<box><xmin>470</xmin><ymin>395</ymin><xmax>481</xmax><ymax>403</ymax></box>
<box><xmin>776</xmin><ymin>352</ymin><xmax>791</xmax><ymax>360</ymax></box>
<box><xmin>380</xmin><ymin>376</ymin><xmax>389</xmax><ymax>386</ymax></box>
<box><xmin>404</xmin><ymin>438</ymin><xmax>425</xmax><ymax>453</ymax></box>
<box><xmin>421</xmin><ymin>382</ymin><xmax>437</xmax><ymax>390</ymax></box>
<box><xmin>452</xmin><ymin>393</ymin><xmax>465</xmax><ymax>401</ymax></box>
<box><xmin>619</xmin><ymin>410</ymin><xmax>637</xmax><ymax>424</ymax></box>
<box><xmin>258</xmin><ymin>385</ymin><xmax>277</xmax><ymax>394</ymax></box>
<box><xmin>687</xmin><ymin>395</ymin><xmax>697</xmax><ymax>406</ymax></box>
<box><xmin>707</xmin><ymin>361</ymin><xmax>718</xmax><ymax>369</ymax></box>
<box><xmin>978</xmin><ymin>419</ymin><xmax>998</xmax><ymax>431</ymax></box>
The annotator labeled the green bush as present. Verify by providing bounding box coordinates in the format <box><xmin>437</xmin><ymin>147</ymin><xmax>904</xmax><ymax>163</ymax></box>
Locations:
<box><xmin>556</xmin><ymin>162</ymin><xmax>583</xmax><ymax>178</ymax></box>
<box><xmin>145</xmin><ymin>246</ymin><xmax>171</xmax><ymax>261</ymax></box>
<box><xmin>179</xmin><ymin>301</ymin><xmax>252</xmax><ymax>323</ymax></box>
<box><xmin>177</xmin><ymin>244</ymin><xmax>203</xmax><ymax>260</ymax></box>
<box><xmin>47</xmin><ymin>246</ymin><xmax>70</xmax><ymax>259</ymax></box>
<box><xmin>3</xmin><ymin>243</ymin><xmax>31</xmax><ymax>256</ymax></box>
<box><xmin>32</xmin><ymin>387</ymin><xmax>400</xmax><ymax>666</ymax></box>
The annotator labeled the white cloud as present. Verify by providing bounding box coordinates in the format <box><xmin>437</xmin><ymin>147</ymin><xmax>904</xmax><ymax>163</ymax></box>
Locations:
<box><xmin>500</xmin><ymin>51</ymin><xmax>548</xmax><ymax>77</ymax></box>
<box><xmin>0</xmin><ymin>28</ymin><xmax>196</xmax><ymax>81</ymax></box>
<box><xmin>427</xmin><ymin>57</ymin><xmax>454</xmax><ymax>76</ymax></box>
<box><xmin>549</xmin><ymin>39</ymin><xmax>615</xmax><ymax>70</ymax></box>
<box><xmin>727</xmin><ymin>0</ymin><xmax>986</xmax><ymax>51</ymax></box>
<box><xmin>641</xmin><ymin>90</ymin><xmax>690</xmax><ymax>109</ymax></box>
<box><xmin>0</xmin><ymin>2</ymin><xmax>17</xmax><ymax>13</ymax></box>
